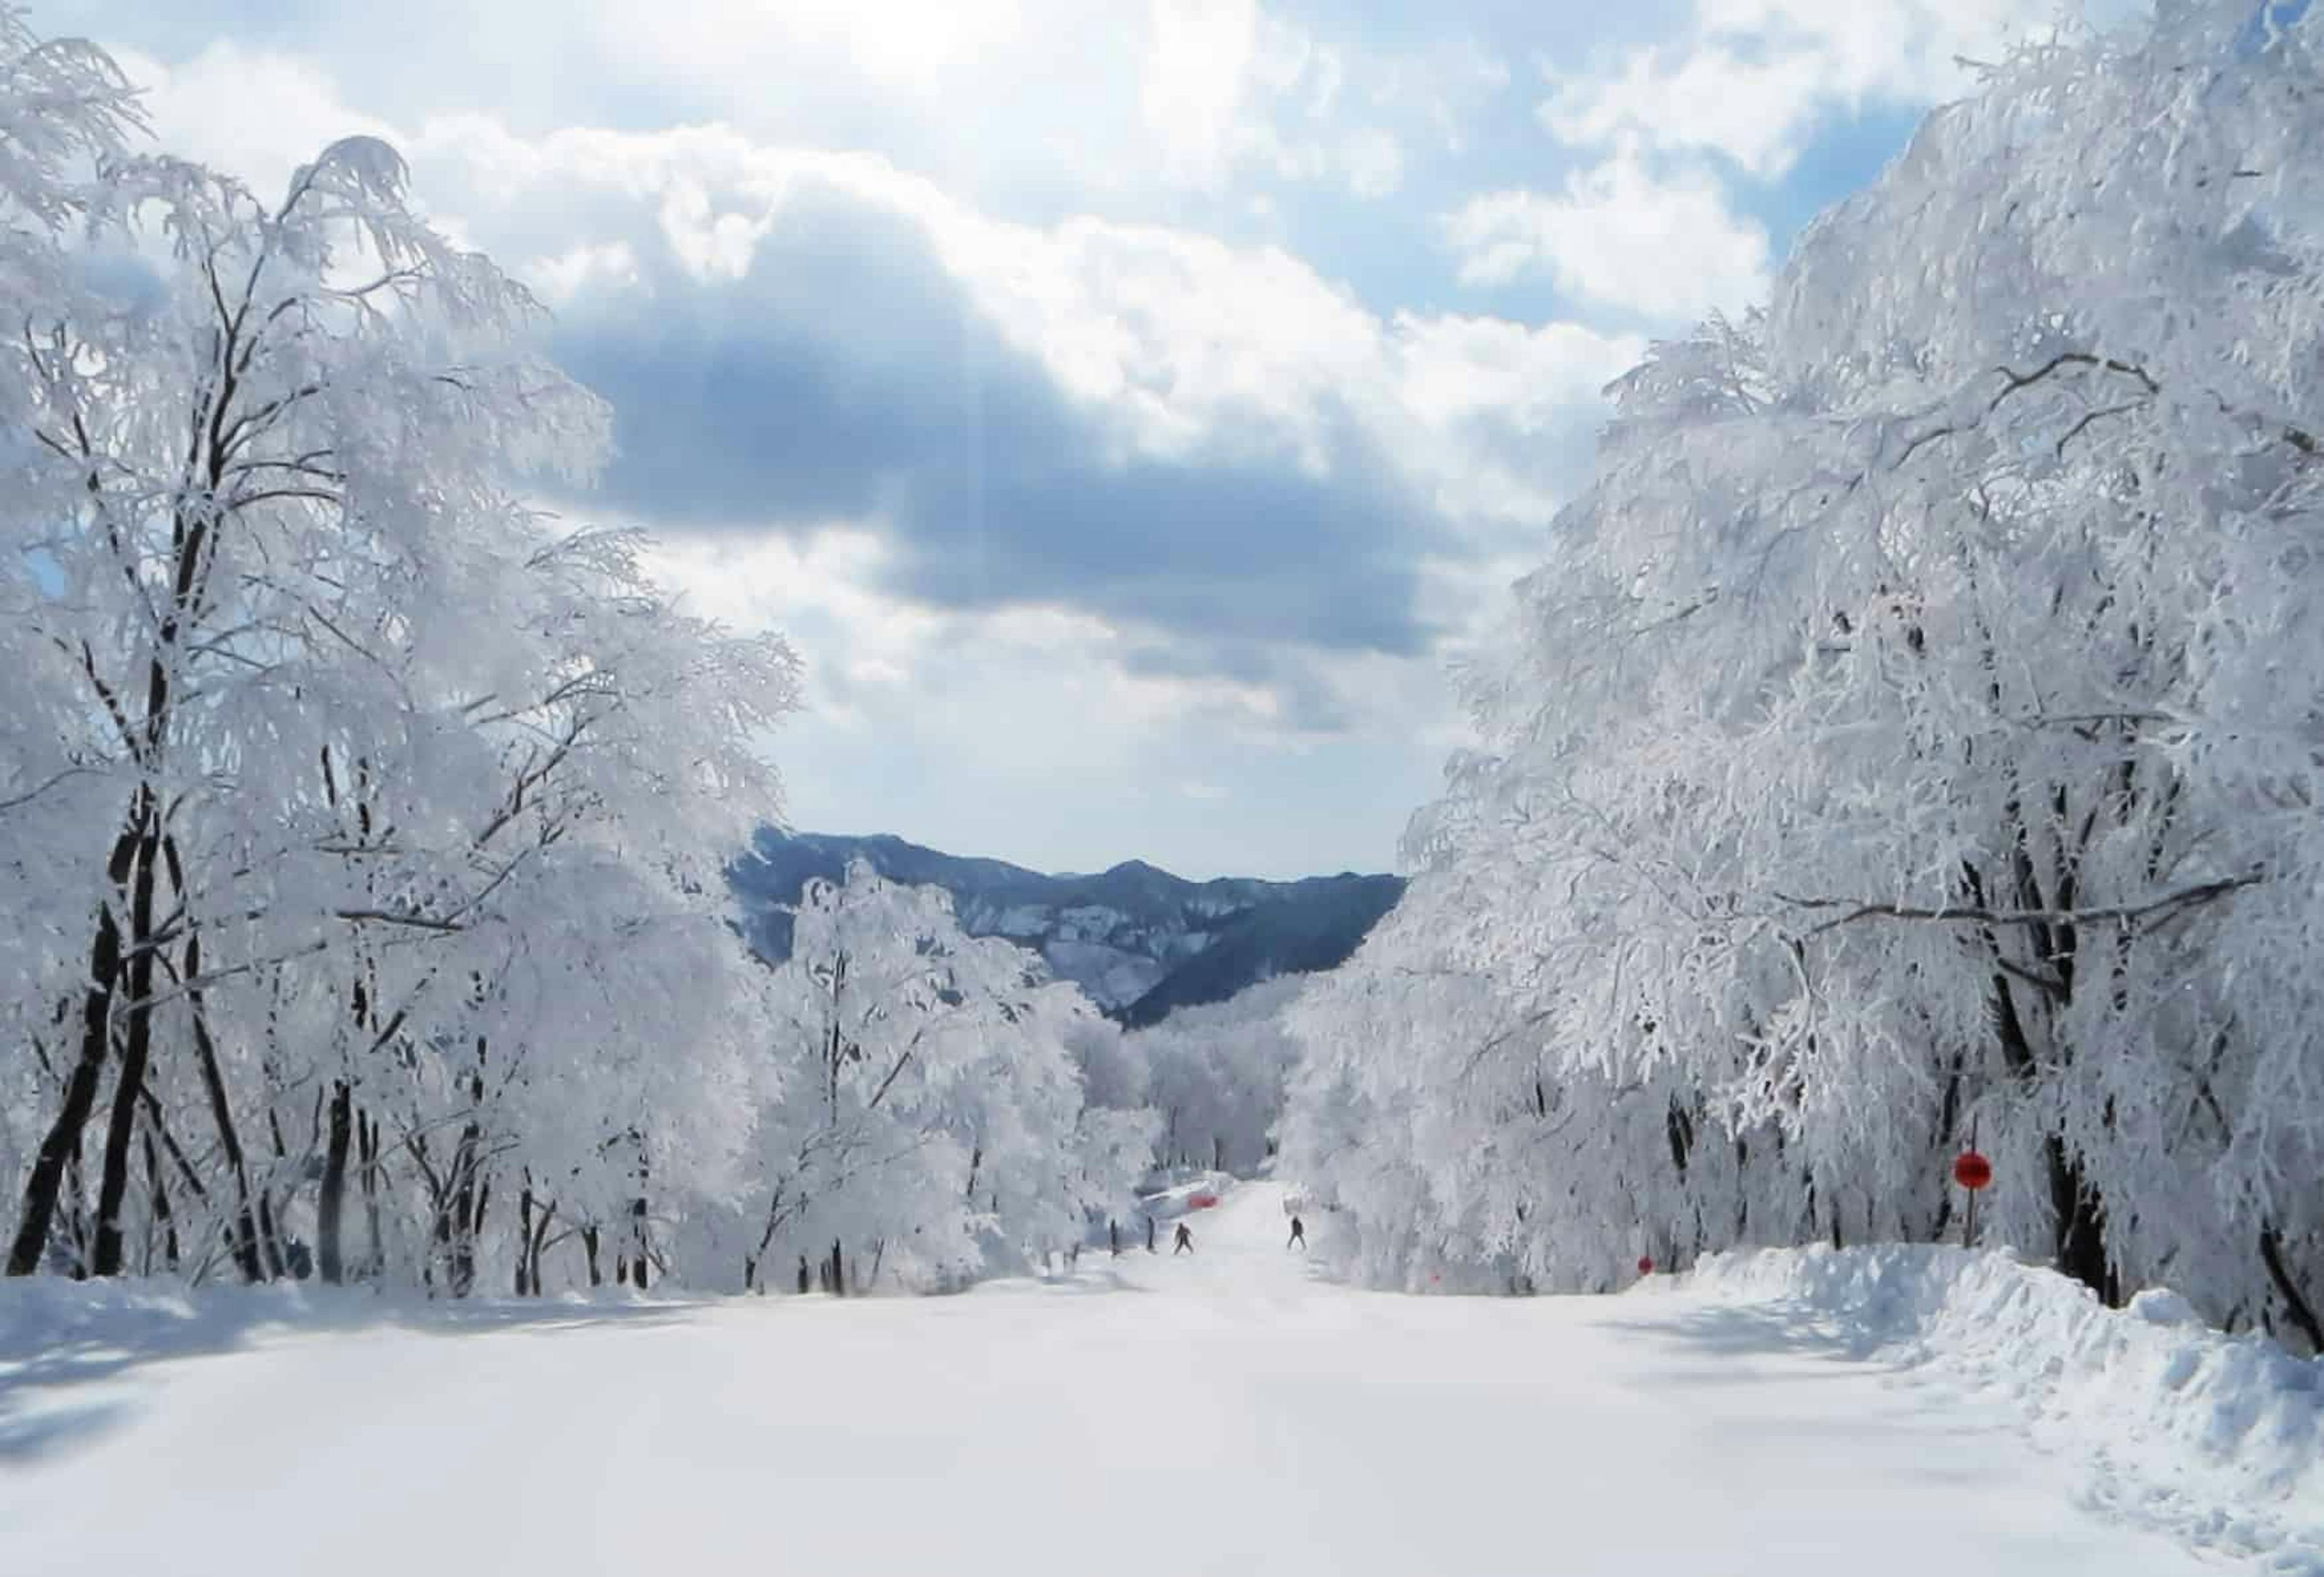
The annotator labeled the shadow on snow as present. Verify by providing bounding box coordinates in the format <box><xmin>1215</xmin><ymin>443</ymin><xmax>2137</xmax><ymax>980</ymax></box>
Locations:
<box><xmin>0</xmin><ymin>1282</ymin><xmax>700</xmax><ymax>1466</ymax></box>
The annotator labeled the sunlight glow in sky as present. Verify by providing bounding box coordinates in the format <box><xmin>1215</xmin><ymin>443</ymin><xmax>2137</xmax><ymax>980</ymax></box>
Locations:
<box><xmin>58</xmin><ymin>0</ymin><xmax>2054</xmax><ymax>877</ymax></box>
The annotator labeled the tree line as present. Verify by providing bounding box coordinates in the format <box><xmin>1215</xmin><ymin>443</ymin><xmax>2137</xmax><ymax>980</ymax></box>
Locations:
<box><xmin>1281</xmin><ymin>0</ymin><xmax>2324</xmax><ymax>1353</ymax></box>
<box><xmin>0</xmin><ymin>14</ymin><xmax>1155</xmax><ymax>1297</ymax></box>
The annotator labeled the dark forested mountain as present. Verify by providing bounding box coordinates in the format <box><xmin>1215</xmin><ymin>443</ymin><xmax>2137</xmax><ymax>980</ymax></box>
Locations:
<box><xmin>729</xmin><ymin>829</ymin><xmax>1403</xmax><ymax>1021</ymax></box>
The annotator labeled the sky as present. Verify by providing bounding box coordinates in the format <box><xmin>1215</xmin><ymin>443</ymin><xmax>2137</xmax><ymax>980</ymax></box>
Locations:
<box><xmin>53</xmin><ymin>0</ymin><xmax>2055</xmax><ymax>879</ymax></box>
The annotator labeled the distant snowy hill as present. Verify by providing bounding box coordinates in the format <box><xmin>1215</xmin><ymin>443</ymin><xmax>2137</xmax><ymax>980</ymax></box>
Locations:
<box><xmin>728</xmin><ymin>829</ymin><xmax>1403</xmax><ymax>1021</ymax></box>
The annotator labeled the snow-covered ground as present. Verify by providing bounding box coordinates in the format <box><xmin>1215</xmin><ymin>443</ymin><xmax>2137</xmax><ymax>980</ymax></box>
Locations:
<box><xmin>1656</xmin><ymin>1242</ymin><xmax>2324</xmax><ymax>1570</ymax></box>
<box><xmin>1</xmin><ymin>1182</ymin><xmax>2311</xmax><ymax>1576</ymax></box>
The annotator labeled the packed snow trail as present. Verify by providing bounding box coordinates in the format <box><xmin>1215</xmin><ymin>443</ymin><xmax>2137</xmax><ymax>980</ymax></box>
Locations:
<box><xmin>0</xmin><ymin>1183</ymin><xmax>2231</xmax><ymax>1575</ymax></box>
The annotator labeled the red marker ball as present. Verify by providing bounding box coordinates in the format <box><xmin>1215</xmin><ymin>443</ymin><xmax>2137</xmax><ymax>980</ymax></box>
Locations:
<box><xmin>1952</xmin><ymin>1151</ymin><xmax>1993</xmax><ymax>1191</ymax></box>
<box><xmin>1637</xmin><ymin>1256</ymin><xmax>1655</xmax><ymax>1276</ymax></box>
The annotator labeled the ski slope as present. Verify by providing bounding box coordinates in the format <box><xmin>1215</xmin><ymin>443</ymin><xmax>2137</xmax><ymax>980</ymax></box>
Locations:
<box><xmin>0</xmin><ymin>1181</ymin><xmax>2259</xmax><ymax>1575</ymax></box>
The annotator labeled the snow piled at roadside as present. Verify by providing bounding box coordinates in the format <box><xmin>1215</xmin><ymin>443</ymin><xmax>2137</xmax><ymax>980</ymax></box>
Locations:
<box><xmin>1651</xmin><ymin>1245</ymin><xmax>2324</xmax><ymax>1572</ymax></box>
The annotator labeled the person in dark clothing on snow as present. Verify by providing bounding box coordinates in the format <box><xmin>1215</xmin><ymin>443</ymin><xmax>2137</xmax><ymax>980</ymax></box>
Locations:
<box><xmin>1287</xmin><ymin>1216</ymin><xmax>1305</xmax><ymax>1249</ymax></box>
<box><xmin>1173</xmin><ymin>1221</ymin><xmax>1194</xmax><ymax>1255</ymax></box>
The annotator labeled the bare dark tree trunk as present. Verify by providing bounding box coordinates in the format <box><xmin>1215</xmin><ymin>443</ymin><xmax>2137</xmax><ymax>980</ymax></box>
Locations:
<box><xmin>86</xmin><ymin>806</ymin><xmax>160</xmax><ymax>1281</ymax></box>
<box><xmin>1968</xmin><ymin>855</ymin><xmax>2119</xmax><ymax>1305</ymax></box>
<box><xmin>357</xmin><ymin>1111</ymin><xmax>384</xmax><ymax>1280</ymax></box>
<box><xmin>522</xmin><ymin>1185</ymin><xmax>554</xmax><ymax>1297</ymax></box>
<box><xmin>2048</xmin><ymin>1137</ymin><xmax>2116</xmax><ymax>1305</ymax></box>
<box><xmin>2259</xmin><ymin>1224</ymin><xmax>2324</xmax><ymax>1354</ymax></box>
<box><xmin>439</xmin><ymin>1055</ymin><xmax>488</xmax><ymax>1298</ymax></box>
<box><xmin>744</xmin><ymin>1183</ymin><xmax>788</xmax><ymax>1293</ymax></box>
<box><xmin>91</xmin><ymin>804</ymin><xmax>159</xmax><ymax>1278</ymax></box>
<box><xmin>316</xmin><ymin>757</ymin><xmax>381</xmax><ymax>1290</ymax></box>
<box><xmin>177</xmin><ymin>917</ymin><xmax>264</xmax><ymax>1283</ymax></box>
<box><xmin>318</xmin><ymin>1079</ymin><xmax>353</xmax><ymax>1284</ymax></box>
<box><xmin>142</xmin><ymin>1125</ymin><xmax>179</xmax><ymax>1272</ymax></box>
<box><xmin>1931</xmin><ymin>1050</ymin><xmax>1966</xmax><ymax>1242</ymax></box>
<box><xmin>1665</xmin><ymin>1099</ymin><xmax>1694</xmax><ymax>1177</ymax></box>
<box><xmin>244</xmin><ymin>1093</ymin><xmax>290</xmax><ymax>1280</ymax></box>
<box><xmin>626</xmin><ymin>1194</ymin><xmax>648</xmax><ymax>1291</ymax></box>
<box><xmin>582</xmin><ymin>1225</ymin><xmax>603</xmax><ymax>1288</ymax></box>
<box><xmin>7</xmin><ymin>819</ymin><xmax>140</xmax><ymax>1275</ymax></box>
<box><xmin>62</xmin><ymin>1149</ymin><xmax>91</xmax><ymax>1278</ymax></box>
<box><xmin>93</xmin><ymin>453</ymin><xmax>232</xmax><ymax>1278</ymax></box>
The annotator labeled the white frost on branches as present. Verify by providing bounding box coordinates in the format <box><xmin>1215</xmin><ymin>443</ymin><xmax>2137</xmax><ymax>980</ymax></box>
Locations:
<box><xmin>0</xmin><ymin>11</ymin><xmax>826</xmax><ymax>1297</ymax></box>
<box><xmin>1284</xmin><ymin>0</ymin><xmax>2324</xmax><ymax>1348</ymax></box>
<box><xmin>717</xmin><ymin>863</ymin><xmax>1154</xmax><ymax>1293</ymax></box>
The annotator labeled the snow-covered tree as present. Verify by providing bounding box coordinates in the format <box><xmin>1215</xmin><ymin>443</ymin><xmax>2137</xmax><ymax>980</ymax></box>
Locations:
<box><xmin>0</xmin><ymin>17</ymin><xmax>801</xmax><ymax>1295</ymax></box>
<box><xmin>728</xmin><ymin>863</ymin><xmax>1152</xmax><ymax>1294</ymax></box>
<box><xmin>1128</xmin><ymin>976</ymin><xmax>1305</xmax><ymax>1175</ymax></box>
<box><xmin>1285</xmin><ymin>0</ymin><xmax>2324</xmax><ymax>1349</ymax></box>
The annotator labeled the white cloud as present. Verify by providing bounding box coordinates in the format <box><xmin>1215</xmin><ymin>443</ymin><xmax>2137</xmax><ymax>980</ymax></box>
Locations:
<box><xmin>1390</xmin><ymin>313</ymin><xmax>1638</xmax><ymax>435</ymax></box>
<box><xmin>1541</xmin><ymin>0</ymin><xmax>2029</xmax><ymax>180</ymax></box>
<box><xmin>110</xmin><ymin>43</ymin><xmax>398</xmax><ymax>200</ymax></box>
<box><xmin>1385</xmin><ymin>312</ymin><xmax>1643</xmax><ymax>525</ymax></box>
<box><xmin>1143</xmin><ymin>0</ymin><xmax>1265</xmax><ymax>191</ymax></box>
<box><xmin>1445</xmin><ymin>148</ymin><xmax>1771</xmax><ymax>324</ymax></box>
<box><xmin>94</xmin><ymin>30</ymin><xmax>1632</xmax><ymax>874</ymax></box>
<box><xmin>1341</xmin><ymin>127</ymin><xmax>1406</xmax><ymax>200</ymax></box>
<box><xmin>119</xmin><ymin>38</ymin><xmax>1628</xmax><ymax>544</ymax></box>
<box><xmin>94</xmin><ymin>0</ymin><xmax>1466</xmax><ymax>220</ymax></box>
<box><xmin>1372</xmin><ymin>38</ymin><xmax>1511</xmax><ymax>155</ymax></box>
<box><xmin>1543</xmin><ymin>42</ymin><xmax>1828</xmax><ymax>181</ymax></box>
<box><xmin>527</xmin><ymin>240</ymin><xmax>642</xmax><ymax>307</ymax></box>
<box><xmin>642</xmin><ymin>529</ymin><xmax>941</xmax><ymax>727</ymax></box>
<box><xmin>593</xmin><ymin>0</ymin><xmax>1037</xmax><ymax>98</ymax></box>
<box><xmin>1437</xmin><ymin>0</ymin><xmax>2027</xmax><ymax>333</ymax></box>
<box><xmin>1139</xmin><ymin>0</ymin><xmax>1434</xmax><ymax>201</ymax></box>
<box><xmin>638</xmin><ymin>518</ymin><xmax>1449</xmax><ymax>878</ymax></box>
<box><xmin>348</xmin><ymin>107</ymin><xmax>1628</xmax><ymax>535</ymax></box>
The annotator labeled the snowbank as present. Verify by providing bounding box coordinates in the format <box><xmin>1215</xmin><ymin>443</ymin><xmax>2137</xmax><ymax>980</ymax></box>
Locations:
<box><xmin>1654</xmin><ymin>1245</ymin><xmax>2324</xmax><ymax>1570</ymax></box>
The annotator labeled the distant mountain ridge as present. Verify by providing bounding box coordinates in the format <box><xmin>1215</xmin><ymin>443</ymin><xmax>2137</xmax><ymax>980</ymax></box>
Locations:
<box><xmin>728</xmin><ymin>829</ymin><xmax>1404</xmax><ymax>1026</ymax></box>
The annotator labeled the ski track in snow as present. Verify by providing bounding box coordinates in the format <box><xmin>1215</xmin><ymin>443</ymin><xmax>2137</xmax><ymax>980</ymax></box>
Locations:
<box><xmin>0</xmin><ymin>1182</ymin><xmax>2267</xmax><ymax>1576</ymax></box>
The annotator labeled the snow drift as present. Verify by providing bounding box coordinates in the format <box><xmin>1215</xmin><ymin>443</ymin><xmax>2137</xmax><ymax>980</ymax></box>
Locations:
<box><xmin>1649</xmin><ymin>1245</ymin><xmax>2324</xmax><ymax>1571</ymax></box>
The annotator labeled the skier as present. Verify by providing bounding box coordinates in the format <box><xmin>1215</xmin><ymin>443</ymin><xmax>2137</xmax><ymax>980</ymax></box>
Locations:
<box><xmin>1173</xmin><ymin>1220</ymin><xmax>1194</xmax><ymax>1255</ymax></box>
<box><xmin>1287</xmin><ymin>1215</ymin><xmax>1305</xmax><ymax>1250</ymax></box>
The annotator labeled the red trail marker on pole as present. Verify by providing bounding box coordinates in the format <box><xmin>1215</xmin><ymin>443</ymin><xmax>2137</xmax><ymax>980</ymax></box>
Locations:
<box><xmin>1954</xmin><ymin>1147</ymin><xmax>1992</xmax><ymax>1247</ymax></box>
